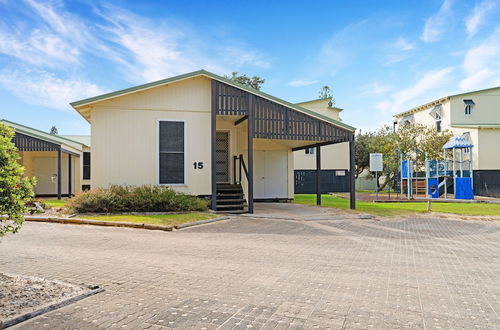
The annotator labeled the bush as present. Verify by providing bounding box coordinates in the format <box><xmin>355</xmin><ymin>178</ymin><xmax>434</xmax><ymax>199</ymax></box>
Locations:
<box><xmin>66</xmin><ymin>185</ymin><xmax>209</xmax><ymax>213</ymax></box>
<box><xmin>0</xmin><ymin>123</ymin><xmax>36</xmax><ymax>237</ymax></box>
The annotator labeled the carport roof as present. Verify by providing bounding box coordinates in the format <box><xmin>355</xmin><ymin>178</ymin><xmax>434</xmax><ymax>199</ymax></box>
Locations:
<box><xmin>1</xmin><ymin>119</ymin><xmax>85</xmax><ymax>150</ymax></box>
<box><xmin>70</xmin><ymin>70</ymin><xmax>355</xmax><ymax>132</ymax></box>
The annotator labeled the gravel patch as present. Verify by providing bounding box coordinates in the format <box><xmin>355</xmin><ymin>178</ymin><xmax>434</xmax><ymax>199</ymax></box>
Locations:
<box><xmin>0</xmin><ymin>273</ymin><xmax>89</xmax><ymax>323</ymax></box>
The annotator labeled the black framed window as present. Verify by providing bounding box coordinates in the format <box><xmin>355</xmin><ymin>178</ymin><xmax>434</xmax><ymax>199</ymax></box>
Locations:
<box><xmin>305</xmin><ymin>147</ymin><xmax>315</xmax><ymax>155</ymax></box>
<box><xmin>159</xmin><ymin>121</ymin><xmax>184</xmax><ymax>184</ymax></box>
<box><xmin>83</xmin><ymin>152</ymin><xmax>91</xmax><ymax>180</ymax></box>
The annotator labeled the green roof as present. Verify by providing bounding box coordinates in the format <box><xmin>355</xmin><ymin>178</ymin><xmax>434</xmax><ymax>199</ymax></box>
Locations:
<box><xmin>1</xmin><ymin>119</ymin><xmax>84</xmax><ymax>150</ymax></box>
<box><xmin>61</xmin><ymin>135</ymin><xmax>91</xmax><ymax>146</ymax></box>
<box><xmin>71</xmin><ymin>70</ymin><xmax>355</xmax><ymax>132</ymax></box>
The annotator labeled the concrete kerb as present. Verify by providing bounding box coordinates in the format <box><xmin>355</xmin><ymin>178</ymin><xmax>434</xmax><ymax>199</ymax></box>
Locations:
<box><xmin>25</xmin><ymin>217</ymin><xmax>174</xmax><ymax>231</ymax></box>
<box><xmin>24</xmin><ymin>216</ymin><xmax>231</xmax><ymax>231</ymax></box>
<box><xmin>1</xmin><ymin>286</ymin><xmax>104</xmax><ymax>329</ymax></box>
<box><xmin>174</xmin><ymin>216</ymin><xmax>230</xmax><ymax>229</ymax></box>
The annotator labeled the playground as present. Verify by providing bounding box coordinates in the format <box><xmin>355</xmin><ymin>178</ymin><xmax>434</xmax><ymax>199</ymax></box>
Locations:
<box><xmin>368</xmin><ymin>132</ymin><xmax>478</xmax><ymax>202</ymax></box>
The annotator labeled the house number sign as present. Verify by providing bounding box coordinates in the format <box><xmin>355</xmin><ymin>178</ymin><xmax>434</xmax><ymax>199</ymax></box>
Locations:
<box><xmin>193</xmin><ymin>162</ymin><xmax>204</xmax><ymax>169</ymax></box>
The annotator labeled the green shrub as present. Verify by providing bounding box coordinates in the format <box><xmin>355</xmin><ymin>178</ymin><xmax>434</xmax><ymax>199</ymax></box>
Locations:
<box><xmin>0</xmin><ymin>123</ymin><xmax>36</xmax><ymax>236</ymax></box>
<box><xmin>66</xmin><ymin>185</ymin><xmax>208</xmax><ymax>213</ymax></box>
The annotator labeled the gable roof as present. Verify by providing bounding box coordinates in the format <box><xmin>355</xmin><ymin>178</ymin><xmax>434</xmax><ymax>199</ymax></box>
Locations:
<box><xmin>71</xmin><ymin>70</ymin><xmax>355</xmax><ymax>132</ymax></box>
<box><xmin>1</xmin><ymin>119</ymin><xmax>85</xmax><ymax>150</ymax></box>
<box><xmin>394</xmin><ymin>85</ymin><xmax>500</xmax><ymax>119</ymax></box>
<box><xmin>296</xmin><ymin>97</ymin><xmax>343</xmax><ymax>112</ymax></box>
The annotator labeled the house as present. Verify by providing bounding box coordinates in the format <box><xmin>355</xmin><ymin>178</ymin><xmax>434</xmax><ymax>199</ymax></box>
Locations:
<box><xmin>1</xmin><ymin>119</ymin><xmax>89</xmax><ymax>199</ymax></box>
<box><xmin>393</xmin><ymin>86</ymin><xmax>500</xmax><ymax>197</ymax></box>
<box><xmin>293</xmin><ymin>98</ymin><xmax>351</xmax><ymax>193</ymax></box>
<box><xmin>70</xmin><ymin>70</ymin><xmax>357</xmax><ymax>212</ymax></box>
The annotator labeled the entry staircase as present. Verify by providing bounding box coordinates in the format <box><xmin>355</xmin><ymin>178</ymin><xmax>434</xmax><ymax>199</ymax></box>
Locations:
<box><xmin>215</xmin><ymin>183</ymin><xmax>247</xmax><ymax>213</ymax></box>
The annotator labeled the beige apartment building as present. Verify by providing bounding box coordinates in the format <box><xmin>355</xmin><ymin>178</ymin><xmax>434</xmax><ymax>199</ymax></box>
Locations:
<box><xmin>394</xmin><ymin>86</ymin><xmax>500</xmax><ymax>197</ymax></box>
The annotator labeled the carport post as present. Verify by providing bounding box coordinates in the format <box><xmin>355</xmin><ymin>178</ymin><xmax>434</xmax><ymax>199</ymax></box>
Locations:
<box><xmin>57</xmin><ymin>148</ymin><xmax>62</xmax><ymax>200</ymax></box>
<box><xmin>247</xmin><ymin>94</ymin><xmax>255</xmax><ymax>213</ymax></box>
<box><xmin>211</xmin><ymin>79</ymin><xmax>217</xmax><ymax>211</ymax></box>
<box><xmin>349</xmin><ymin>137</ymin><xmax>356</xmax><ymax>209</ymax></box>
<box><xmin>316</xmin><ymin>144</ymin><xmax>321</xmax><ymax>205</ymax></box>
<box><xmin>68</xmin><ymin>154</ymin><xmax>72</xmax><ymax>197</ymax></box>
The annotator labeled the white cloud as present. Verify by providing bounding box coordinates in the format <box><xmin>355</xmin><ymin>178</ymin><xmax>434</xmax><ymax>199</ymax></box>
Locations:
<box><xmin>460</xmin><ymin>27</ymin><xmax>500</xmax><ymax>90</ymax></box>
<box><xmin>392</xmin><ymin>37</ymin><xmax>415</xmax><ymax>51</ymax></box>
<box><xmin>288</xmin><ymin>79</ymin><xmax>319</xmax><ymax>87</ymax></box>
<box><xmin>465</xmin><ymin>1</ymin><xmax>496</xmax><ymax>39</ymax></box>
<box><xmin>364</xmin><ymin>81</ymin><xmax>391</xmax><ymax>96</ymax></box>
<box><xmin>422</xmin><ymin>0</ymin><xmax>454</xmax><ymax>43</ymax></box>
<box><xmin>95</xmin><ymin>5</ymin><xmax>268</xmax><ymax>83</ymax></box>
<box><xmin>0</xmin><ymin>70</ymin><xmax>105</xmax><ymax>111</ymax></box>
<box><xmin>375</xmin><ymin>67</ymin><xmax>454</xmax><ymax>114</ymax></box>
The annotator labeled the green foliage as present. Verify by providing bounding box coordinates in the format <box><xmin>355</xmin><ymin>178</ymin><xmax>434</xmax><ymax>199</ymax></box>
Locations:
<box><xmin>318</xmin><ymin>86</ymin><xmax>335</xmax><ymax>106</ymax></box>
<box><xmin>354</xmin><ymin>131</ymin><xmax>373</xmax><ymax>178</ymax></box>
<box><xmin>355</xmin><ymin>123</ymin><xmax>454</xmax><ymax>191</ymax></box>
<box><xmin>49</xmin><ymin>126</ymin><xmax>58</xmax><ymax>135</ymax></box>
<box><xmin>224</xmin><ymin>72</ymin><xmax>265</xmax><ymax>90</ymax></box>
<box><xmin>0</xmin><ymin>123</ymin><xmax>36</xmax><ymax>236</ymax></box>
<box><xmin>66</xmin><ymin>185</ymin><xmax>209</xmax><ymax>213</ymax></box>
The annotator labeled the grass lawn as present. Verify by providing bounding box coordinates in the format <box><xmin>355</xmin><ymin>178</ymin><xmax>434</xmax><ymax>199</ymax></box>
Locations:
<box><xmin>294</xmin><ymin>194</ymin><xmax>500</xmax><ymax>217</ymax></box>
<box><xmin>81</xmin><ymin>212</ymin><xmax>217</xmax><ymax>227</ymax></box>
<box><xmin>42</xmin><ymin>199</ymin><xmax>67</xmax><ymax>209</ymax></box>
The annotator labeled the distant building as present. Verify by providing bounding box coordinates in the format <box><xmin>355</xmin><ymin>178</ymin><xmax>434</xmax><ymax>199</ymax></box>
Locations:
<box><xmin>293</xmin><ymin>98</ymin><xmax>351</xmax><ymax>193</ymax></box>
<box><xmin>393</xmin><ymin>86</ymin><xmax>500</xmax><ymax>197</ymax></box>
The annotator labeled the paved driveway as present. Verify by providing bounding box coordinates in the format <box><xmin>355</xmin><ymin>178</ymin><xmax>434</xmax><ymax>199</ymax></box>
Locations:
<box><xmin>2</xmin><ymin>203</ymin><xmax>500</xmax><ymax>329</ymax></box>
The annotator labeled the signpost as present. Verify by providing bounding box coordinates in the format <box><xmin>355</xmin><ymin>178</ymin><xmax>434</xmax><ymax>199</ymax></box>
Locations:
<box><xmin>370</xmin><ymin>153</ymin><xmax>383</xmax><ymax>200</ymax></box>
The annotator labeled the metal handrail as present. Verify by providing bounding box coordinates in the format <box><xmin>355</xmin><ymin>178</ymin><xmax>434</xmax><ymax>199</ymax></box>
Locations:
<box><xmin>233</xmin><ymin>154</ymin><xmax>248</xmax><ymax>184</ymax></box>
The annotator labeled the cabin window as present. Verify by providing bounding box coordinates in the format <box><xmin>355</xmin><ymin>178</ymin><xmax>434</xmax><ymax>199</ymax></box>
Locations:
<box><xmin>159</xmin><ymin>121</ymin><xmax>185</xmax><ymax>184</ymax></box>
<box><xmin>464</xmin><ymin>99</ymin><xmax>475</xmax><ymax>115</ymax></box>
<box><xmin>83</xmin><ymin>152</ymin><xmax>91</xmax><ymax>180</ymax></box>
<box><xmin>305</xmin><ymin>147</ymin><xmax>315</xmax><ymax>155</ymax></box>
<box><xmin>436</xmin><ymin>120</ymin><xmax>441</xmax><ymax>132</ymax></box>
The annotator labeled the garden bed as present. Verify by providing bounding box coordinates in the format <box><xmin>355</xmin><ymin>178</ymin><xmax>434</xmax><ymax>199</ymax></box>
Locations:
<box><xmin>0</xmin><ymin>273</ymin><xmax>100</xmax><ymax>328</ymax></box>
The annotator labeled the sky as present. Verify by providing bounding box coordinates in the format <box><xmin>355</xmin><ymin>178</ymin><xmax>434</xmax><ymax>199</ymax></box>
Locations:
<box><xmin>0</xmin><ymin>0</ymin><xmax>499</xmax><ymax>135</ymax></box>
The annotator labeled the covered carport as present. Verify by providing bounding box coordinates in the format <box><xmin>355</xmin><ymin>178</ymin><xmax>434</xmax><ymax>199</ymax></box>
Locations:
<box><xmin>3</xmin><ymin>120</ymin><xmax>84</xmax><ymax>199</ymax></box>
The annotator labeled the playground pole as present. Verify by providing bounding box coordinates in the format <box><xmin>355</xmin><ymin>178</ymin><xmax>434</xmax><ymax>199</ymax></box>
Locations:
<box><xmin>453</xmin><ymin>147</ymin><xmax>456</xmax><ymax>198</ymax></box>
<box><xmin>407</xmin><ymin>158</ymin><xmax>411</xmax><ymax>200</ymax></box>
<box><xmin>425</xmin><ymin>152</ymin><xmax>429</xmax><ymax>199</ymax></box>
<box><xmin>460</xmin><ymin>148</ymin><xmax>463</xmax><ymax>178</ymax></box>
<box><xmin>470</xmin><ymin>147</ymin><xmax>474</xmax><ymax>190</ymax></box>
<box><xmin>444</xmin><ymin>149</ymin><xmax>447</xmax><ymax>199</ymax></box>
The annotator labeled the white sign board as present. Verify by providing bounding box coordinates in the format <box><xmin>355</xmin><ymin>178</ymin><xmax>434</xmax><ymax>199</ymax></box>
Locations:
<box><xmin>370</xmin><ymin>153</ymin><xmax>383</xmax><ymax>172</ymax></box>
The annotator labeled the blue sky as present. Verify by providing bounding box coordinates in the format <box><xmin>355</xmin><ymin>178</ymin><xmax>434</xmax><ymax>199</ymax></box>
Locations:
<box><xmin>0</xmin><ymin>0</ymin><xmax>499</xmax><ymax>135</ymax></box>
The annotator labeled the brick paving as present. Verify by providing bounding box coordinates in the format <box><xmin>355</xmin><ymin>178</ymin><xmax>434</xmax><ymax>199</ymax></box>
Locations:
<box><xmin>1</xmin><ymin>203</ymin><xmax>500</xmax><ymax>329</ymax></box>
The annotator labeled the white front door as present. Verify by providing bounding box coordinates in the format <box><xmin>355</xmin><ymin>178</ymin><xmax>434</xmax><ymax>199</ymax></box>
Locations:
<box><xmin>254</xmin><ymin>150</ymin><xmax>288</xmax><ymax>199</ymax></box>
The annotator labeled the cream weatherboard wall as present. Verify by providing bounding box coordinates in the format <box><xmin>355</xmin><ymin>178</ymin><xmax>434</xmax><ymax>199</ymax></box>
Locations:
<box><xmin>90</xmin><ymin>76</ymin><xmax>212</xmax><ymax>195</ymax></box>
<box><xmin>19</xmin><ymin>151</ymin><xmax>80</xmax><ymax>195</ymax></box>
<box><xmin>478</xmin><ymin>129</ymin><xmax>500</xmax><ymax>170</ymax></box>
<box><xmin>449</xmin><ymin>89</ymin><xmax>500</xmax><ymax>126</ymax></box>
<box><xmin>88</xmin><ymin>76</ymin><xmax>295</xmax><ymax>199</ymax></box>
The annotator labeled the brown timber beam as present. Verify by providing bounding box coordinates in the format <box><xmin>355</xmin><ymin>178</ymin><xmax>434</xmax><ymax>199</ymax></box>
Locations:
<box><xmin>247</xmin><ymin>94</ymin><xmax>255</xmax><ymax>213</ymax></box>
<box><xmin>211</xmin><ymin>79</ymin><xmax>217</xmax><ymax>211</ymax></box>
<box><xmin>316</xmin><ymin>144</ymin><xmax>321</xmax><ymax>206</ymax></box>
<box><xmin>349</xmin><ymin>137</ymin><xmax>356</xmax><ymax>209</ymax></box>
<box><xmin>234</xmin><ymin>115</ymin><xmax>248</xmax><ymax>126</ymax></box>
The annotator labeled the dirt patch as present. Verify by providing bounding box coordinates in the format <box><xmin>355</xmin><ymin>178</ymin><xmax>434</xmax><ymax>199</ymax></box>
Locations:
<box><xmin>0</xmin><ymin>273</ymin><xmax>89</xmax><ymax>324</ymax></box>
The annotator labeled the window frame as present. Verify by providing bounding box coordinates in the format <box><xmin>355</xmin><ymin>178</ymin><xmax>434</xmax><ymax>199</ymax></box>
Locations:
<box><xmin>157</xmin><ymin>119</ymin><xmax>187</xmax><ymax>186</ymax></box>
<box><xmin>82</xmin><ymin>151</ymin><xmax>91</xmax><ymax>180</ymax></box>
<box><xmin>464</xmin><ymin>104</ymin><xmax>473</xmax><ymax>116</ymax></box>
<box><xmin>305</xmin><ymin>147</ymin><xmax>315</xmax><ymax>155</ymax></box>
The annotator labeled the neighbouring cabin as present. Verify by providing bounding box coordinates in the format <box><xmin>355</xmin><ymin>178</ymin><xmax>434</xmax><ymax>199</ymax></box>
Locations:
<box><xmin>71</xmin><ymin>70</ymin><xmax>357</xmax><ymax>213</ymax></box>
<box><xmin>2</xmin><ymin>120</ymin><xmax>88</xmax><ymax>199</ymax></box>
